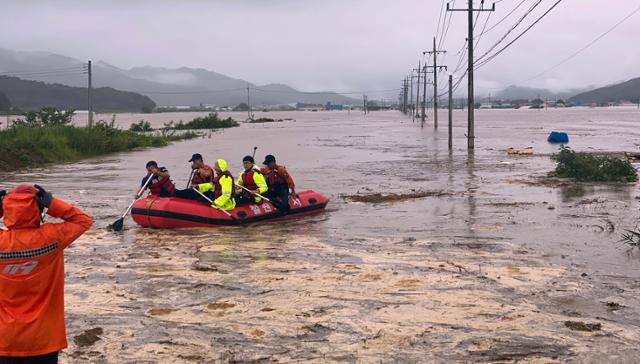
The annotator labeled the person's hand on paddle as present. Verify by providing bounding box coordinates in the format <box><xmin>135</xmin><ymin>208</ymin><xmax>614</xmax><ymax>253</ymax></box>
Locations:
<box><xmin>290</xmin><ymin>189</ymin><xmax>297</xmax><ymax>199</ymax></box>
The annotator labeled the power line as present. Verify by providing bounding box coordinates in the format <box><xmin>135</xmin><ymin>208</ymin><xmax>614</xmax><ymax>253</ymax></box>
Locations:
<box><xmin>137</xmin><ymin>88</ymin><xmax>246</xmax><ymax>95</ymax></box>
<box><xmin>474</xmin><ymin>11</ymin><xmax>494</xmax><ymax>51</ymax></box>
<box><xmin>476</xmin><ymin>0</ymin><xmax>528</xmax><ymax>39</ymax></box>
<box><xmin>475</xmin><ymin>0</ymin><xmax>564</xmax><ymax>70</ymax></box>
<box><xmin>252</xmin><ymin>87</ymin><xmax>401</xmax><ymax>95</ymax></box>
<box><xmin>0</xmin><ymin>65</ymin><xmax>87</xmax><ymax>76</ymax></box>
<box><xmin>438</xmin><ymin>0</ymin><xmax>456</xmax><ymax>52</ymax></box>
<box><xmin>474</xmin><ymin>0</ymin><xmax>544</xmax><ymax>64</ymax></box>
<box><xmin>517</xmin><ymin>3</ymin><xmax>640</xmax><ymax>85</ymax></box>
<box><xmin>435</xmin><ymin>0</ymin><xmax>446</xmax><ymax>43</ymax></box>
<box><xmin>0</xmin><ymin>68</ymin><xmax>87</xmax><ymax>77</ymax></box>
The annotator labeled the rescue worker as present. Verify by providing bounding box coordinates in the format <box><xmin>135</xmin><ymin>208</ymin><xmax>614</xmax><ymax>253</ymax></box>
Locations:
<box><xmin>196</xmin><ymin>159</ymin><xmax>236</xmax><ymax>211</ymax></box>
<box><xmin>174</xmin><ymin>153</ymin><xmax>215</xmax><ymax>200</ymax></box>
<box><xmin>188</xmin><ymin>153</ymin><xmax>214</xmax><ymax>186</ymax></box>
<box><xmin>137</xmin><ymin>160</ymin><xmax>175</xmax><ymax>198</ymax></box>
<box><xmin>260</xmin><ymin>154</ymin><xmax>296</xmax><ymax>211</ymax></box>
<box><xmin>0</xmin><ymin>185</ymin><xmax>93</xmax><ymax>363</ymax></box>
<box><xmin>235</xmin><ymin>156</ymin><xmax>268</xmax><ymax>205</ymax></box>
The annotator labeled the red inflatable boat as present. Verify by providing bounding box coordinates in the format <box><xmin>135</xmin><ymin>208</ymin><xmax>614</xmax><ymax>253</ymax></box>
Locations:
<box><xmin>131</xmin><ymin>190</ymin><xmax>329</xmax><ymax>228</ymax></box>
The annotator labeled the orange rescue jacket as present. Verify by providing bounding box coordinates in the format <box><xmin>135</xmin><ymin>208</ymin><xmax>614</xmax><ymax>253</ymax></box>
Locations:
<box><xmin>260</xmin><ymin>165</ymin><xmax>295</xmax><ymax>190</ymax></box>
<box><xmin>0</xmin><ymin>191</ymin><xmax>92</xmax><ymax>356</ymax></box>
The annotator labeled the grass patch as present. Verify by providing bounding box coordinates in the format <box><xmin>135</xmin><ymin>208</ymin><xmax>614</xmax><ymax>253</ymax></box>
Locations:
<box><xmin>552</xmin><ymin>147</ymin><xmax>638</xmax><ymax>182</ymax></box>
<box><xmin>167</xmin><ymin>113</ymin><xmax>239</xmax><ymax>130</ymax></box>
<box><xmin>0</xmin><ymin>123</ymin><xmax>198</xmax><ymax>172</ymax></box>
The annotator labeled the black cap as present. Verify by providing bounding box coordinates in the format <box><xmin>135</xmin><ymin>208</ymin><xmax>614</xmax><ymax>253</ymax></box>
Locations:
<box><xmin>188</xmin><ymin>153</ymin><xmax>203</xmax><ymax>162</ymax></box>
<box><xmin>262</xmin><ymin>154</ymin><xmax>276</xmax><ymax>165</ymax></box>
<box><xmin>242</xmin><ymin>155</ymin><xmax>254</xmax><ymax>163</ymax></box>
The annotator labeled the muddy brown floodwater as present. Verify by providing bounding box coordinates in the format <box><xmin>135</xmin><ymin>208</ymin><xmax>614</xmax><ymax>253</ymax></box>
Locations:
<box><xmin>2</xmin><ymin>108</ymin><xmax>640</xmax><ymax>363</ymax></box>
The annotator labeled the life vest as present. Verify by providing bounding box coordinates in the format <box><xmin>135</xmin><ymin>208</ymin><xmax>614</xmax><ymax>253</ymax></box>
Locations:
<box><xmin>264</xmin><ymin>168</ymin><xmax>287</xmax><ymax>187</ymax></box>
<box><xmin>240</xmin><ymin>169</ymin><xmax>259</xmax><ymax>196</ymax></box>
<box><xmin>213</xmin><ymin>171</ymin><xmax>234</xmax><ymax>199</ymax></box>
<box><xmin>191</xmin><ymin>164</ymin><xmax>214</xmax><ymax>185</ymax></box>
<box><xmin>149</xmin><ymin>176</ymin><xmax>175</xmax><ymax>196</ymax></box>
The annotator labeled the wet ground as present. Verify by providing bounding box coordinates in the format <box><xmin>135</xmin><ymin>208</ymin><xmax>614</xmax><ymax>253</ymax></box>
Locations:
<box><xmin>2</xmin><ymin>108</ymin><xmax>640</xmax><ymax>363</ymax></box>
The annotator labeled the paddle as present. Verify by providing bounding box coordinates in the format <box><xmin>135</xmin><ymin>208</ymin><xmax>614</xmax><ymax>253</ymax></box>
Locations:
<box><xmin>191</xmin><ymin>187</ymin><xmax>243</xmax><ymax>225</ymax></box>
<box><xmin>252</xmin><ymin>146</ymin><xmax>257</xmax><ymax>158</ymax></box>
<box><xmin>110</xmin><ymin>175</ymin><xmax>153</xmax><ymax>231</ymax></box>
<box><xmin>235</xmin><ymin>184</ymin><xmax>288</xmax><ymax>212</ymax></box>
<box><xmin>186</xmin><ymin>168</ymin><xmax>196</xmax><ymax>189</ymax></box>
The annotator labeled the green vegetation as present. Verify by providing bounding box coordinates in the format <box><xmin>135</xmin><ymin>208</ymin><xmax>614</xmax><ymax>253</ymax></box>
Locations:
<box><xmin>250</xmin><ymin>117</ymin><xmax>280</xmax><ymax>123</ymax></box>
<box><xmin>0</xmin><ymin>108</ymin><xmax>197</xmax><ymax>172</ymax></box>
<box><xmin>166</xmin><ymin>113</ymin><xmax>239</xmax><ymax>130</ymax></box>
<box><xmin>553</xmin><ymin>147</ymin><xmax>638</xmax><ymax>182</ymax></box>
<box><xmin>129</xmin><ymin>120</ymin><xmax>153</xmax><ymax>132</ymax></box>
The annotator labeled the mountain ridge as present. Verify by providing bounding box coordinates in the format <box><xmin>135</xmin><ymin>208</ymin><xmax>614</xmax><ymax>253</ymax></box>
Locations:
<box><xmin>0</xmin><ymin>48</ymin><xmax>359</xmax><ymax>107</ymax></box>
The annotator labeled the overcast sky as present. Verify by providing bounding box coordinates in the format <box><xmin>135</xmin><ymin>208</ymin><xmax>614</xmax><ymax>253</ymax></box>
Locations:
<box><xmin>1</xmin><ymin>0</ymin><xmax>639</xmax><ymax>97</ymax></box>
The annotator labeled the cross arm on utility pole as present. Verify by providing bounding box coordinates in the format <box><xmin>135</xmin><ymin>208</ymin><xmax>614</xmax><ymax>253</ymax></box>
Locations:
<box><xmin>447</xmin><ymin>2</ymin><xmax>494</xmax><ymax>11</ymax></box>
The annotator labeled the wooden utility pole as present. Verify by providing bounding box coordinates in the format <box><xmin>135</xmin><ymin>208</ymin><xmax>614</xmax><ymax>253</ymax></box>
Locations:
<box><xmin>447</xmin><ymin>0</ymin><xmax>495</xmax><ymax>149</ymax></box>
<box><xmin>409</xmin><ymin>71</ymin><xmax>415</xmax><ymax>118</ymax></box>
<box><xmin>415</xmin><ymin>61</ymin><xmax>421</xmax><ymax>122</ymax></box>
<box><xmin>448</xmin><ymin>74</ymin><xmax>453</xmax><ymax>150</ymax></box>
<box><xmin>87</xmin><ymin>60</ymin><xmax>93</xmax><ymax>127</ymax></box>
<box><xmin>246</xmin><ymin>85</ymin><xmax>253</xmax><ymax>121</ymax></box>
<box><xmin>421</xmin><ymin>65</ymin><xmax>428</xmax><ymax>123</ymax></box>
<box><xmin>363</xmin><ymin>95</ymin><xmax>368</xmax><ymax>114</ymax></box>
<box><xmin>403</xmin><ymin>77</ymin><xmax>409</xmax><ymax>115</ymax></box>
<box><xmin>423</xmin><ymin>37</ymin><xmax>446</xmax><ymax>128</ymax></box>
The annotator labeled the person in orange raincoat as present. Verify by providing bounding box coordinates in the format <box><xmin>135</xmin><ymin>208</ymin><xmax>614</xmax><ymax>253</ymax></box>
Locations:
<box><xmin>0</xmin><ymin>185</ymin><xmax>92</xmax><ymax>364</ymax></box>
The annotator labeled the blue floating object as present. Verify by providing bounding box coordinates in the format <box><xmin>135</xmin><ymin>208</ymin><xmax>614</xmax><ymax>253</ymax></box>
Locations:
<box><xmin>548</xmin><ymin>131</ymin><xmax>569</xmax><ymax>144</ymax></box>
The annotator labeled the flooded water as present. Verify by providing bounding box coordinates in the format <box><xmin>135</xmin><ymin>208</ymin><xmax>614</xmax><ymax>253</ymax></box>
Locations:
<box><xmin>2</xmin><ymin>108</ymin><xmax>640</xmax><ymax>363</ymax></box>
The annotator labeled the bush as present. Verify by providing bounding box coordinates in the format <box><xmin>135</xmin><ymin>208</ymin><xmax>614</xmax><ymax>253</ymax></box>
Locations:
<box><xmin>168</xmin><ymin>113</ymin><xmax>239</xmax><ymax>130</ymax></box>
<box><xmin>11</xmin><ymin>107</ymin><xmax>74</xmax><ymax>128</ymax></box>
<box><xmin>553</xmin><ymin>147</ymin><xmax>638</xmax><ymax>182</ymax></box>
<box><xmin>130</xmin><ymin>120</ymin><xmax>153</xmax><ymax>132</ymax></box>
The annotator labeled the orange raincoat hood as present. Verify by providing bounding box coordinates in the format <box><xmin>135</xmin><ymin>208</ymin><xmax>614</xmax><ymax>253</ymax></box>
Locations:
<box><xmin>2</xmin><ymin>184</ymin><xmax>41</xmax><ymax>229</ymax></box>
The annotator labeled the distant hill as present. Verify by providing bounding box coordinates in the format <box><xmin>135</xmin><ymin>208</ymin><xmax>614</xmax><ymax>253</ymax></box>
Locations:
<box><xmin>0</xmin><ymin>48</ymin><xmax>359</xmax><ymax>107</ymax></box>
<box><xmin>0</xmin><ymin>76</ymin><xmax>156</xmax><ymax>112</ymax></box>
<box><xmin>569</xmin><ymin>77</ymin><xmax>640</xmax><ymax>104</ymax></box>
<box><xmin>494</xmin><ymin>85</ymin><xmax>588</xmax><ymax>101</ymax></box>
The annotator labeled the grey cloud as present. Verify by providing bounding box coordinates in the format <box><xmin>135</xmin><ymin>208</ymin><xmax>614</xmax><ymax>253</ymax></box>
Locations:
<box><xmin>0</xmin><ymin>0</ymin><xmax>638</xmax><ymax>98</ymax></box>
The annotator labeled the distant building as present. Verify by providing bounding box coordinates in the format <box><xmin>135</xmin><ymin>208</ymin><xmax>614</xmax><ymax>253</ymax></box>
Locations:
<box><xmin>325</xmin><ymin>102</ymin><xmax>344</xmax><ymax>111</ymax></box>
<box><xmin>296</xmin><ymin>102</ymin><xmax>325</xmax><ymax>111</ymax></box>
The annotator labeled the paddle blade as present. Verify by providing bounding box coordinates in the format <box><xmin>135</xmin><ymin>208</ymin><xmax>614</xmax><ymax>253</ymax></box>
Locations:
<box><xmin>110</xmin><ymin>217</ymin><xmax>125</xmax><ymax>232</ymax></box>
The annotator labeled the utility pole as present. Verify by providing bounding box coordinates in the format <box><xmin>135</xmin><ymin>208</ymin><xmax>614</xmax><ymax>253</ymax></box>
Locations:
<box><xmin>246</xmin><ymin>85</ymin><xmax>254</xmax><ymax>121</ymax></box>
<box><xmin>448</xmin><ymin>0</ymin><xmax>495</xmax><ymax>149</ymax></box>
<box><xmin>414</xmin><ymin>61</ymin><xmax>421</xmax><ymax>123</ymax></box>
<box><xmin>423</xmin><ymin>37</ymin><xmax>447</xmax><ymax>128</ymax></box>
<box><xmin>448</xmin><ymin>74</ymin><xmax>453</xmax><ymax>150</ymax></box>
<box><xmin>87</xmin><ymin>60</ymin><xmax>93</xmax><ymax>127</ymax></box>
<box><xmin>363</xmin><ymin>95</ymin><xmax>368</xmax><ymax>114</ymax></box>
<box><xmin>403</xmin><ymin>77</ymin><xmax>409</xmax><ymax>115</ymax></box>
<box><xmin>409</xmin><ymin>71</ymin><xmax>415</xmax><ymax>118</ymax></box>
<box><xmin>421</xmin><ymin>65</ymin><xmax>428</xmax><ymax>123</ymax></box>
